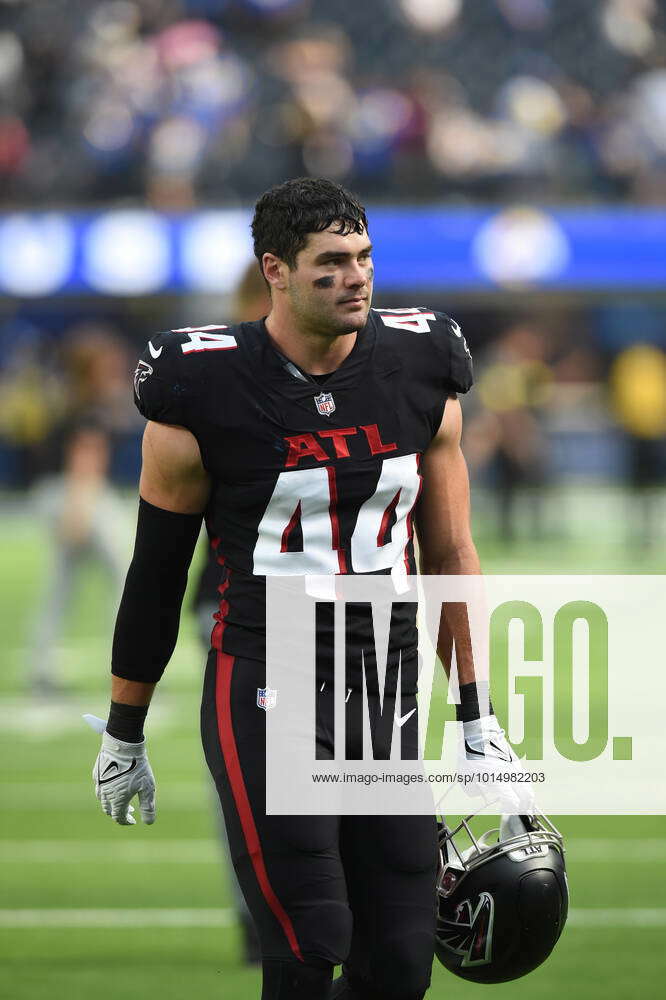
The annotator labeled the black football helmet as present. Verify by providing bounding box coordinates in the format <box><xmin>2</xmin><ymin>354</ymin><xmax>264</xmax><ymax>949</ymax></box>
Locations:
<box><xmin>435</xmin><ymin>812</ymin><xmax>568</xmax><ymax>984</ymax></box>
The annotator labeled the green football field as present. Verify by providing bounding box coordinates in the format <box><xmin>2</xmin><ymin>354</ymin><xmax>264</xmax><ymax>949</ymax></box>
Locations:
<box><xmin>2</xmin><ymin>487</ymin><xmax>666</xmax><ymax>999</ymax></box>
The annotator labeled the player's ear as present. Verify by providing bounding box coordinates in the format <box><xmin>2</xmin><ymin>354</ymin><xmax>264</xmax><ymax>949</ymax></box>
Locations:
<box><xmin>262</xmin><ymin>253</ymin><xmax>288</xmax><ymax>291</ymax></box>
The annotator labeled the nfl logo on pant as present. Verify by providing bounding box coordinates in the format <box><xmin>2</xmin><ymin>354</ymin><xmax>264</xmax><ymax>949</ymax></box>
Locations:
<box><xmin>314</xmin><ymin>392</ymin><xmax>336</xmax><ymax>416</ymax></box>
<box><xmin>256</xmin><ymin>687</ymin><xmax>278</xmax><ymax>711</ymax></box>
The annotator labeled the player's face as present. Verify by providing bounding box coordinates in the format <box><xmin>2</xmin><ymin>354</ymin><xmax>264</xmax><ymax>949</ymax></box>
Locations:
<box><xmin>287</xmin><ymin>227</ymin><xmax>374</xmax><ymax>337</ymax></box>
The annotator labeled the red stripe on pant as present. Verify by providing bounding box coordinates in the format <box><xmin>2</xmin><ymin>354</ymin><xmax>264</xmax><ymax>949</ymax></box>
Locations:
<box><xmin>215</xmin><ymin>649</ymin><xmax>304</xmax><ymax>962</ymax></box>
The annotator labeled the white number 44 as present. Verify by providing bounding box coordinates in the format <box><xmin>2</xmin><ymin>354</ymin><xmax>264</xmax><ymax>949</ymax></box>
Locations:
<box><xmin>174</xmin><ymin>325</ymin><xmax>238</xmax><ymax>354</ymax></box>
<box><xmin>374</xmin><ymin>309</ymin><xmax>436</xmax><ymax>333</ymax></box>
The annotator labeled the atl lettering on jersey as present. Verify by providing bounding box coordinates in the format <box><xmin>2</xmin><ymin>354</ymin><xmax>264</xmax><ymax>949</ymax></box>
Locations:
<box><xmin>134</xmin><ymin>309</ymin><xmax>473</xmax><ymax>662</ymax></box>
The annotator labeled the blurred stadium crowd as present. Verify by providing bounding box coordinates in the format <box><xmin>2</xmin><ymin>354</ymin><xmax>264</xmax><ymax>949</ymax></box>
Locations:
<box><xmin>1</xmin><ymin>0</ymin><xmax>666</xmax><ymax>207</ymax></box>
<box><xmin>0</xmin><ymin>0</ymin><xmax>664</xmax><ymax>548</ymax></box>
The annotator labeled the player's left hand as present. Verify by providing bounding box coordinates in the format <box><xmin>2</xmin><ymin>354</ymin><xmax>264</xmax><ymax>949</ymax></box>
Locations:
<box><xmin>84</xmin><ymin>714</ymin><xmax>156</xmax><ymax>826</ymax></box>
<box><xmin>458</xmin><ymin>715</ymin><xmax>535</xmax><ymax>815</ymax></box>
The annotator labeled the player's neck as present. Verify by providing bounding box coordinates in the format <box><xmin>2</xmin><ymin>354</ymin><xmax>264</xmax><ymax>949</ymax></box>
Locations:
<box><xmin>264</xmin><ymin>311</ymin><xmax>357</xmax><ymax>376</ymax></box>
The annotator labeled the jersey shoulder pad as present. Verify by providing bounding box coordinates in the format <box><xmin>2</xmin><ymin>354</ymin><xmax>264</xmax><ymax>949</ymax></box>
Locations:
<box><xmin>372</xmin><ymin>307</ymin><xmax>473</xmax><ymax>393</ymax></box>
<box><xmin>133</xmin><ymin>324</ymin><xmax>238</xmax><ymax>425</ymax></box>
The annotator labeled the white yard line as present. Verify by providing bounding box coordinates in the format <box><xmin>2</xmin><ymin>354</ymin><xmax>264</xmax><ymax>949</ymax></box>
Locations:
<box><xmin>0</xmin><ymin>840</ymin><xmax>220</xmax><ymax>863</ymax></box>
<box><xmin>1</xmin><ymin>839</ymin><xmax>665</xmax><ymax>864</ymax></box>
<box><xmin>567</xmin><ymin>909</ymin><xmax>666</xmax><ymax>928</ymax></box>
<box><xmin>0</xmin><ymin>908</ymin><xmax>664</xmax><ymax>929</ymax></box>
<box><xmin>0</xmin><ymin>783</ymin><xmax>207</xmax><ymax>809</ymax></box>
<box><xmin>0</xmin><ymin>909</ymin><xmax>235</xmax><ymax>928</ymax></box>
<box><xmin>0</xmin><ymin>688</ymin><xmax>201</xmax><ymax>737</ymax></box>
<box><xmin>564</xmin><ymin>839</ymin><xmax>666</xmax><ymax>862</ymax></box>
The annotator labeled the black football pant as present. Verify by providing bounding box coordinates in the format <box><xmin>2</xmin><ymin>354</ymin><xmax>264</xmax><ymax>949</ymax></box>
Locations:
<box><xmin>201</xmin><ymin>649</ymin><xmax>437</xmax><ymax>1000</ymax></box>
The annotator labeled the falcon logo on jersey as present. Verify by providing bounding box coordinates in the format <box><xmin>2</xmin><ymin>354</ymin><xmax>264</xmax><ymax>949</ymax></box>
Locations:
<box><xmin>133</xmin><ymin>360</ymin><xmax>153</xmax><ymax>398</ymax></box>
<box><xmin>439</xmin><ymin>891</ymin><xmax>495</xmax><ymax>967</ymax></box>
<box><xmin>314</xmin><ymin>391</ymin><xmax>336</xmax><ymax>417</ymax></box>
<box><xmin>257</xmin><ymin>687</ymin><xmax>278</xmax><ymax>712</ymax></box>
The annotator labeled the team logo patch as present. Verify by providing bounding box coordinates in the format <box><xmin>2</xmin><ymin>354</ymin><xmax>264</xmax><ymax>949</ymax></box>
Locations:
<box><xmin>257</xmin><ymin>687</ymin><xmax>278</xmax><ymax>712</ymax></box>
<box><xmin>314</xmin><ymin>391</ymin><xmax>336</xmax><ymax>417</ymax></box>
<box><xmin>133</xmin><ymin>359</ymin><xmax>153</xmax><ymax>398</ymax></box>
<box><xmin>438</xmin><ymin>891</ymin><xmax>495</xmax><ymax>967</ymax></box>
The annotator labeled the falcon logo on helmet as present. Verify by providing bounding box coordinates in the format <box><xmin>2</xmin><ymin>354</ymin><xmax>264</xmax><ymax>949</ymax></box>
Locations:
<box><xmin>438</xmin><ymin>891</ymin><xmax>494</xmax><ymax>968</ymax></box>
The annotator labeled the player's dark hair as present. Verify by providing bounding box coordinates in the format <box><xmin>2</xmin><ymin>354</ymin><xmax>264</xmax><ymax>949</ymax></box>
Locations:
<box><xmin>252</xmin><ymin>177</ymin><xmax>368</xmax><ymax>275</ymax></box>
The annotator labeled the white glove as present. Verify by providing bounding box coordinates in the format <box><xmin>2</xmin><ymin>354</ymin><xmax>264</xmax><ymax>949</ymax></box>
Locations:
<box><xmin>84</xmin><ymin>714</ymin><xmax>156</xmax><ymax>826</ymax></box>
<box><xmin>458</xmin><ymin>715</ymin><xmax>535</xmax><ymax>814</ymax></box>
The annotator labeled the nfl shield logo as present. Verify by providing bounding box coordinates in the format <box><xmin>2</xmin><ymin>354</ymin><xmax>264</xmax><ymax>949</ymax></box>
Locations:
<box><xmin>257</xmin><ymin>687</ymin><xmax>277</xmax><ymax>712</ymax></box>
<box><xmin>314</xmin><ymin>391</ymin><xmax>336</xmax><ymax>417</ymax></box>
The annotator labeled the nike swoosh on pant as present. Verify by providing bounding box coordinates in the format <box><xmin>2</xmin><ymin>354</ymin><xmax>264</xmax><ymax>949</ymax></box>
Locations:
<box><xmin>394</xmin><ymin>708</ymin><xmax>416</xmax><ymax>728</ymax></box>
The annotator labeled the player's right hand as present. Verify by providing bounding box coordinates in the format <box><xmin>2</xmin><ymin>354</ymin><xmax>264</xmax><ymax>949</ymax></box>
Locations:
<box><xmin>458</xmin><ymin>715</ymin><xmax>535</xmax><ymax>815</ymax></box>
<box><xmin>84</xmin><ymin>714</ymin><xmax>156</xmax><ymax>825</ymax></box>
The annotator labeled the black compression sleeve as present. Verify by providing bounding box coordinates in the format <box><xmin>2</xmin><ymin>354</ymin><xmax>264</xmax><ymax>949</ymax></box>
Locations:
<box><xmin>455</xmin><ymin>681</ymin><xmax>494</xmax><ymax>722</ymax></box>
<box><xmin>111</xmin><ymin>498</ymin><xmax>202</xmax><ymax>683</ymax></box>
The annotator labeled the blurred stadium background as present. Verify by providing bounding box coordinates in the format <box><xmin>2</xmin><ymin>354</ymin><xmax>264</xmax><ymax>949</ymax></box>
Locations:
<box><xmin>1</xmin><ymin>0</ymin><xmax>665</xmax><ymax>998</ymax></box>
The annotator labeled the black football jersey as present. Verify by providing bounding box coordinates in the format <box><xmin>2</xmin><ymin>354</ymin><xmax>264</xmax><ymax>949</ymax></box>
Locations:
<box><xmin>133</xmin><ymin>308</ymin><xmax>473</xmax><ymax>662</ymax></box>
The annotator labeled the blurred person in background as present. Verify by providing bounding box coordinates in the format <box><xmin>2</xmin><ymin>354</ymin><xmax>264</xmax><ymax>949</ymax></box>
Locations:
<box><xmin>465</xmin><ymin>321</ymin><xmax>552</xmax><ymax>543</ymax></box>
<box><xmin>0</xmin><ymin>327</ymin><xmax>65</xmax><ymax>489</ymax></box>
<box><xmin>609</xmin><ymin>342</ymin><xmax>666</xmax><ymax>549</ymax></box>
<box><xmin>29</xmin><ymin>325</ymin><xmax>133</xmax><ymax>695</ymax></box>
<box><xmin>191</xmin><ymin>257</ymin><xmax>271</xmax><ymax>966</ymax></box>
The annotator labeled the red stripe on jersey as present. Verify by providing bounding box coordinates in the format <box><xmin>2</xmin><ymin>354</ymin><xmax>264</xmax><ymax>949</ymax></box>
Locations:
<box><xmin>403</xmin><ymin>454</ymin><xmax>423</xmax><ymax>574</ymax></box>
<box><xmin>210</xmin><ymin>568</ymin><xmax>229</xmax><ymax>652</ymax></box>
<box><xmin>377</xmin><ymin>488</ymin><xmax>402</xmax><ymax>548</ymax></box>
<box><xmin>182</xmin><ymin>345</ymin><xmax>238</xmax><ymax>353</ymax></box>
<box><xmin>280</xmin><ymin>500</ymin><xmax>302</xmax><ymax>552</ymax></box>
<box><xmin>210</xmin><ymin>541</ymin><xmax>229</xmax><ymax>652</ymax></box>
<box><xmin>326</xmin><ymin>465</ymin><xmax>347</xmax><ymax>574</ymax></box>
<box><xmin>215</xmin><ymin>649</ymin><xmax>304</xmax><ymax>962</ymax></box>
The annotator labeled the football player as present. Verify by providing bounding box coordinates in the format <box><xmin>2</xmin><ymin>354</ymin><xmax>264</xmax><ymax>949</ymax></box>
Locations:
<box><xmin>90</xmin><ymin>178</ymin><xmax>518</xmax><ymax>999</ymax></box>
